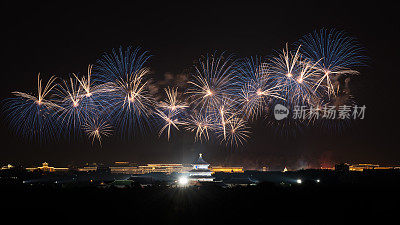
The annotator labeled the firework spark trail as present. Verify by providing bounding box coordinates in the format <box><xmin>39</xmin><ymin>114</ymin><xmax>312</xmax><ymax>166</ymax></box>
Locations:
<box><xmin>94</xmin><ymin>47</ymin><xmax>154</xmax><ymax>137</ymax></box>
<box><xmin>217</xmin><ymin>116</ymin><xmax>250</xmax><ymax>147</ymax></box>
<box><xmin>187</xmin><ymin>52</ymin><xmax>239</xmax><ymax>113</ymax></box>
<box><xmin>297</xmin><ymin>29</ymin><xmax>366</xmax><ymax>97</ymax></box>
<box><xmin>4</xmin><ymin>74</ymin><xmax>60</xmax><ymax>142</ymax></box>
<box><xmin>75</xmin><ymin>65</ymin><xmax>95</xmax><ymax>98</ymax></box>
<box><xmin>184</xmin><ymin>112</ymin><xmax>213</xmax><ymax>142</ymax></box>
<box><xmin>158</xmin><ymin>87</ymin><xmax>188</xmax><ymax>113</ymax></box>
<box><xmin>219</xmin><ymin>105</ymin><xmax>228</xmax><ymax>140</ymax></box>
<box><xmin>269</xmin><ymin>44</ymin><xmax>322</xmax><ymax>107</ymax></box>
<box><xmin>94</xmin><ymin>46</ymin><xmax>151</xmax><ymax>82</ymax></box>
<box><xmin>154</xmin><ymin>87</ymin><xmax>189</xmax><ymax>141</ymax></box>
<box><xmin>73</xmin><ymin>65</ymin><xmax>108</xmax><ymax>118</ymax></box>
<box><xmin>236</xmin><ymin>57</ymin><xmax>285</xmax><ymax>120</ymax></box>
<box><xmin>54</xmin><ymin>76</ymin><xmax>91</xmax><ymax>138</ymax></box>
<box><xmin>155</xmin><ymin>109</ymin><xmax>184</xmax><ymax>140</ymax></box>
<box><xmin>3</xmin><ymin>29</ymin><xmax>366</xmax><ymax>146</ymax></box>
<box><xmin>83</xmin><ymin>117</ymin><xmax>113</xmax><ymax>146</ymax></box>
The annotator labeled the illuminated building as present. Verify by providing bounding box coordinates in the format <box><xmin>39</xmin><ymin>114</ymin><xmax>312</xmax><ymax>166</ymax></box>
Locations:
<box><xmin>320</xmin><ymin>167</ymin><xmax>335</xmax><ymax>170</ymax></box>
<box><xmin>334</xmin><ymin>163</ymin><xmax>400</xmax><ymax>172</ymax></box>
<box><xmin>1</xmin><ymin>164</ymin><xmax>14</xmax><ymax>170</ymax></box>
<box><xmin>189</xmin><ymin>153</ymin><xmax>214</xmax><ymax>182</ymax></box>
<box><xmin>211</xmin><ymin>166</ymin><xmax>244</xmax><ymax>173</ymax></box>
<box><xmin>283</xmin><ymin>167</ymin><xmax>288</xmax><ymax>172</ymax></box>
<box><xmin>78</xmin><ymin>166</ymin><xmax>97</xmax><ymax>172</ymax></box>
<box><xmin>138</xmin><ymin>164</ymin><xmax>183</xmax><ymax>174</ymax></box>
<box><xmin>26</xmin><ymin>162</ymin><xmax>69</xmax><ymax>172</ymax></box>
<box><xmin>349</xmin><ymin>164</ymin><xmax>379</xmax><ymax>171</ymax></box>
<box><xmin>114</xmin><ymin>161</ymin><xmax>130</xmax><ymax>165</ymax></box>
<box><xmin>111</xmin><ymin>164</ymin><xmax>183</xmax><ymax>174</ymax></box>
<box><xmin>349</xmin><ymin>164</ymin><xmax>399</xmax><ymax>171</ymax></box>
<box><xmin>79</xmin><ymin>163</ymin><xmax>183</xmax><ymax>174</ymax></box>
<box><xmin>374</xmin><ymin>166</ymin><xmax>400</xmax><ymax>170</ymax></box>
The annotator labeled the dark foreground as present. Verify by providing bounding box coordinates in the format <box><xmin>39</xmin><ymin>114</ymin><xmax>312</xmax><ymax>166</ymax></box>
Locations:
<box><xmin>1</xmin><ymin>181</ymin><xmax>399</xmax><ymax>224</ymax></box>
<box><xmin>1</xmin><ymin>183</ymin><xmax>399</xmax><ymax>224</ymax></box>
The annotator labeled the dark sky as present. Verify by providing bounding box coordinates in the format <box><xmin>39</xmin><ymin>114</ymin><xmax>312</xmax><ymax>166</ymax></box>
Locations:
<box><xmin>0</xmin><ymin>1</ymin><xmax>398</xmax><ymax>169</ymax></box>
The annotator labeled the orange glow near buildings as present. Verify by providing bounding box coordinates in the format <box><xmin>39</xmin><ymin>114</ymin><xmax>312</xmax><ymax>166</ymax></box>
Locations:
<box><xmin>211</xmin><ymin>166</ymin><xmax>244</xmax><ymax>173</ymax></box>
<box><xmin>349</xmin><ymin>164</ymin><xmax>399</xmax><ymax>171</ymax></box>
<box><xmin>78</xmin><ymin>163</ymin><xmax>184</xmax><ymax>174</ymax></box>
<box><xmin>320</xmin><ymin>167</ymin><xmax>335</xmax><ymax>170</ymax></box>
<box><xmin>26</xmin><ymin>162</ymin><xmax>69</xmax><ymax>172</ymax></box>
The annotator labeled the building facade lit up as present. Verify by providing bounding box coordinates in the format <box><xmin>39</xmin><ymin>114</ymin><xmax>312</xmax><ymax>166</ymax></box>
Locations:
<box><xmin>349</xmin><ymin>164</ymin><xmax>400</xmax><ymax>171</ymax></box>
<box><xmin>188</xmin><ymin>153</ymin><xmax>214</xmax><ymax>182</ymax></box>
<box><xmin>210</xmin><ymin>166</ymin><xmax>244</xmax><ymax>173</ymax></box>
<box><xmin>25</xmin><ymin>162</ymin><xmax>69</xmax><ymax>172</ymax></box>
<box><xmin>78</xmin><ymin>163</ymin><xmax>183</xmax><ymax>174</ymax></box>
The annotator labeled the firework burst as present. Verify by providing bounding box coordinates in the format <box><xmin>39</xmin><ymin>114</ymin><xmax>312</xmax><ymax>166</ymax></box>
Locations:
<box><xmin>4</xmin><ymin>74</ymin><xmax>60</xmax><ymax>142</ymax></box>
<box><xmin>95</xmin><ymin>47</ymin><xmax>154</xmax><ymax>136</ymax></box>
<box><xmin>297</xmin><ymin>29</ymin><xmax>366</xmax><ymax>97</ymax></box>
<box><xmin>83</xmin><ymin>117</ymin><xmax>113</xmax><ymax>146</ymax></box>
<box><xmin>187</xmin><ymin>52</ymin><xmax>238</xmax><ymax>113</ymax></box>
<box><xmin>3</xmin><ymin>29</ymin><xmax>367</xmax><ymax>147</ymax></box>
<box><xmin>158</xmin><ymin>87</ymin><xmax>188</xmax><ymax>113</ymax></box>
<box><xmin>155</xmin><ymin>109</ymin><xmax>184</xmax><ymax>141</ymax></box>
<box><xmin>54</xmin><ymin>77</ymin><xmax>90</xmax><ymax>138</ymax></box>
<box><xmin>236</xmin><ymin>57</ymin><xmax>285</xmax><ymax>120</ymax></box>
<box><xmin>184</xmin><ymin>112</ymin><xmax>214</xmax><ymax>142</ymax></box>
<box><xmin>269</xmin><ymin>44</ymin><xmax>321</xmax><ymax>106</ymax></box>
<box><xmin>217</xmin><ymin>116</ymin><xmax>250</xmax><ymax>147</ymax></box>
<box><xmin>94</xmin><ymin>46</ymin><xmax>151</xmax><ymax>82</ymax></box>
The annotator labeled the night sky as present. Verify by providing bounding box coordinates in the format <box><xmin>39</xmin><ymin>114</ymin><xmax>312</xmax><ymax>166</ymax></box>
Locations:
<box><xmin>1</xmin><ymin>1</ymin><xmax>398</xmax><ymax>169</ymax></box>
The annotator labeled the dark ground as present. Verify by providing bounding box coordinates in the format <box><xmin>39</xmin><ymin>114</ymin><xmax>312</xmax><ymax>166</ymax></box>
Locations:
<box><xmin>1</xmin><ymin>170</ymin><xmax>399</xmax><ymax>224</ymax></box>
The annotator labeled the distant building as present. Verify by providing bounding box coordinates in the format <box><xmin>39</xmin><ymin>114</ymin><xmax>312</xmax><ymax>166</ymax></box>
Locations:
<box><xmin>211</xmin><ymin>166</ymin><xmax>244</xmax><ymax>173</ymax></box>
<box><xmin>114</xmin><ymin>161</ymin><xmax>131</xmax><ymax>166</ymax></box>
<box><xmin>110</xmin><ymin>164</ymin><xmax>183</xmax><ymax>174</ymax></box>
<box><xmin>78</xmin><ymin>166</ymin><xmax>97</xmax><ymax>172</ymax></box>
<box><xmin>320</xmin><ymin>167</ymin><xmax>335</xmax><ymax>170</ymax></box>
<box><xmin>26</xmin><ymin>162</ymin><xmax>69</xmax><ymax>172</ymax></box>
<box><xmin>139</xmin><ymin>164</ymin><xmax>183</xmax><ymax>174</ymax></box>
<box><xmin>79</xmin><ymin>163</ymin><xmax>183</xmax><ymax>174</ymax></box>
<box><xmin>1</xmin><ymin>164</ymin><xmax>14</xmax><ymax>170</ymax></box>
<box><xmin>374</xmin><ymin>166</ymin><xmax>400</xmax><ymax>170</ymax></box>
<box><xmin>327</xmin><ymin>163</ymin><xmax>400</xmax><ymax>172</ymax></box>
<box><xmin>189</xmin><ymin>154</ymin><xmax>214</xmax><ymax>182</ymax></box>
<box><xmin>283</xmin><ymin>167</ymin><xmax>288</xmax><ymax>172</ymax></box>
<box><xmin>349</xmin><ymin>164</ymin><xmax>379</xmax><ymax>171</ymax></box>
<box><xmin>349</xmin><ymin>164</ymin><xmax>399</xmax><ymax>171</ymax></box>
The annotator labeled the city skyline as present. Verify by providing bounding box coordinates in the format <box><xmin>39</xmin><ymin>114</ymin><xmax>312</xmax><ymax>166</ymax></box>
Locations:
<box><xmin>1</xmin><ymin>2</ymin><xmax>399</xmax><ymax>223</ymax></box>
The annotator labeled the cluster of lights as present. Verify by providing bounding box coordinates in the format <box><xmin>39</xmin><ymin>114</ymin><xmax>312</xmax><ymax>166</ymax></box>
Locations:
<box><xmin>178</xmin><ymin>176</ymin><xmax>188</xmax><ymax>186</ymax></box>
<box><xmin>296</xmin><ymin>179</ymin><xmax>321</xmax><ymax>184</ymax></box>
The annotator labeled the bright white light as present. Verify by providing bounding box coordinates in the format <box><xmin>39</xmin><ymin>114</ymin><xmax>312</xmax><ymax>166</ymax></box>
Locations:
<box><xmin>178</xmin><ymin>176</ymin><xmax>188</xmax><ymax>186</ymax></box>
<box><xmin>316</xmin><ymin>179</ymin><xmax>320</xmax><ymax>183</ymax></box>
<box><xmin>296</xmin><ymin>179</ymin><xmax>302</xmax><ymax>184</ymax></box>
